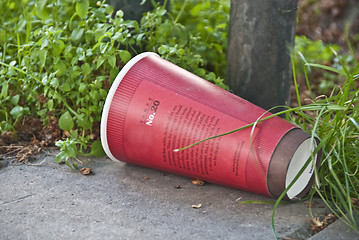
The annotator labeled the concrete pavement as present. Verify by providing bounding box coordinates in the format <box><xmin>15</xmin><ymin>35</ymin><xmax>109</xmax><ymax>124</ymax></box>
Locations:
<box><xmin>0</xmin><ymin>149</ymin><xmax>358</xmax><ymax>239</ymax></box>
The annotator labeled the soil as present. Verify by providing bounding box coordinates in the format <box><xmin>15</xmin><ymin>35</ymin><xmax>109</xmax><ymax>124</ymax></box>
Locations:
<box><xmin>292</xmin><ymin>0</ymin><xmax>359</xmax><ymax>107</ymax></box>
<box><xmin>297</xmin><ymin>0</ymin><xmax>359</xmax><ymax>52</ymax></box>
<box><xmin>0</xmin><ymin>116</ymin><xmax>62</xmax><ymax>163</ymax></box>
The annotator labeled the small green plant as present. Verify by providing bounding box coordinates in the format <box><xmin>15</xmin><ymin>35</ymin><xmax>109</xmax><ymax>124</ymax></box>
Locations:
<box><xmin>169</xmin><ymin>0</ymin><xmax>230</xmax><ymax>79</ymax></box>
<box><xmin>0</xmin><ymin>0</ymin><xmax>227</xmax><ymax>168</ymax></box>
<box><xmin>139</xmin><ymin>0</ymin><xmax>229</xmax><ymax>88</ymax></box>
<box><xmin>0</xmin><ymin>0</ymin><xmax>138</xmax><ymax>167</ymax></box>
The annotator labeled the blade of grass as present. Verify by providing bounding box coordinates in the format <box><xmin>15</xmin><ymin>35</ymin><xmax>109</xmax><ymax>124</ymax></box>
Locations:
<box><xmin>305</xmin><ymin>63</ymin><xmax>346</xmax><ymax>75</ymax></box>
<box><xmin>174</xmin><ymin>103</ymin><xmax>346</xmax><ymax>152</ymax></box>
<box><xmin>292</xmin><ymin>51</ymin><xmax>302</xmax><ymax>107</ymax></box>
<box><xmin>238</xmin><ymin>200</ymin><xmax>290</xmax><ymax>205</ymax></box>
<box><xmin>271</xmin><ymin>106</ymin><xmax>327</xmax><ymax>239</ymax></box>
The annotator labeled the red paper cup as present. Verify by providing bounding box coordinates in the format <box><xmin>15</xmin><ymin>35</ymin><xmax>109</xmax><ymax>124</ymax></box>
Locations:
<box><xmin>101</xmin><ymin>52</ymin><xmax>321</xmax><ymax>199</ymax></box>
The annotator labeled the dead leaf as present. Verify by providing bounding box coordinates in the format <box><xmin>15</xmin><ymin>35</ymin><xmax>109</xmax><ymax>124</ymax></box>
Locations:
<box><xmin>307</xmin><ymin>213</ymin><xmax>337</xmax><ymax>234</ymax></box>
<box><xmin>192</xmin><ymin>203</ymin><xmax>202</xmax><ymax>209</ymax></box>
<box><xmin>174</xmin><ymin>185</ymin><xmax>181</xmax><ymax>189</ymax></box>
<box><xmin>323</xmin><ymin>213</ymin><xmax>337</xmax><ymax>224</ymax></box>
<box><xmin>304</xmin><ymin>201</ymin><xmax>316</xmax><ymax>208</ymax></box>
<box><xmin>235</xmin><ymin>197</ymin><xmax>242</xmax><ymax>202</ymax></box>
<box><xmin>307</xmin><ymin>217</ymin><xmax>325</xmax><ymax>233</ymax></box>
<box><xmin>80</xmin><ymin>167</ymin><xmax>93</xmax><ymax>175</ymax></box>
<box><xmin>191</xmin><ymin>179</ymin><xmax>204</xmax><ymax>186</ymax></box>
<box><xmin>312</xmin><ymin>217</ymin><xmax>324</xmax><ymax>227</ymax></box>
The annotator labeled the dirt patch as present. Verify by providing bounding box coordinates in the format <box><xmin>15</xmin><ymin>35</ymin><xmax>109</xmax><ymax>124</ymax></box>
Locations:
<box><xmin>0</xmin><ymin>116</ymin><xmax>62</xmax><ymax>163</ymax></box>
<box><xmin>291</xmin><ymin>0</ymin><xmax>359</xmax><ymax>107</ymax></box>
<box><xmin>297</xmin><ymin>0</ymin><xmax>359</xmax><ymax>52</ymax></box>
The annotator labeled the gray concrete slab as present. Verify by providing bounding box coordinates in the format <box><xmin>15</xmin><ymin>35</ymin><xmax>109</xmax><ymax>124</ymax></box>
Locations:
<box><xmin>0</xmin><ymin>149</ymin><xmax>357</xmax><ymax>240</ymax></box>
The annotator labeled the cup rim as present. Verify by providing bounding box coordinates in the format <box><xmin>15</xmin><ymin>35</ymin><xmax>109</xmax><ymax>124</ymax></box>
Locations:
<box><xmin>100</xmin><ymin>52</ymin><xmax>159</xmax><ymax>161</ymax></box>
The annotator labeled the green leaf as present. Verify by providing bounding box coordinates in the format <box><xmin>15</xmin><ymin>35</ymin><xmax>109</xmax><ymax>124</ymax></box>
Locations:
<box><xmin>136</xmin><ymin>33</ymin><xmax>145</xmax><ymax>45</ymax></box>
<box><xmin>10</xmin><ymin>105</ymin><xmax>24</xmax><ymax>119</ymax></box>
<box><xmin>60</xmin><ymin>83</ymin><xmax>71</xmax><ymax>92</ymax></box>
<box><xmin>56</xmin><ymin>151</ymin><xmax>66</xmax><ymax>163</ymax></box>
<box><xmin>348</xmin><ymin>116</ymin><xmax>359</xmax><ymax>131</ymax></box>
<box><xmin>156</xmin><ymin>22</ymin><xmax>172</xmax><ymax>37</ymax></box>
<box><xmin>79</xmin><ymin>83</ymin><xmax>87</xmax><ymax>92</ymax></box>
<box><xmin>34</xmin><ymin>0</ymin><xmax>49</xmax><ymax>20</ymax></box>
<box><xmin>11</xmin><ymin>95</ymin><xmax>20</xmax><ymax>105</ymax></box>
<box><xmin>110</xmin><ymin>68</ymin><xmax>119</xmax><ymax>82</ymax></box>
<box><xmin>47</xmin><ymin>99</ymin><xmax>54</xmax><ymax>111</ymax></box>
<box><xmin>64</xmin><ymin>44</ymin><xmax>74</xmax><ymax>60</ymax></box>
<box><xmin>104</xmin><ymin>4</ymin><xmax>114</xmax><ymax>15</ymax></box>
<box><xmin>99</xmin><ymin>89</ymin><xmax>107</xmax><ymax>98</ymax></box>
<box><xmin>70</xmin><ymin>69</ymin><xmax>81</xmax><ymax>78</ymax></box>
<box><xmin>50</xmin><ymin>77</ymin><xmax>60</xmax><ymax>88</ymax></box>
<box><xmin>56</xmin><ymin>143</ymin><xmax>77</xmax><ymax>163</ymax></box>
<box><xmin>119</xmin><ymin>50</ymin><xmax>131</xmax><ymax>63</ymax></box>
<box><xmin>93</xmin><ymin>9</ymin><xmax>106</xmax><ymax>22</ymax></box>
<box><xmin>70</xmin><ymin>130</ymin><xmax>78</xmax><ymax>139</ymax></box>
<box><xmin>99</xmin><ymin>42</ymin><xmax>108</xmax><ymax>54</ymax></box>
<box><xmin>55</xmin><ymin>61</ymin><xmax>67</xmax><ymax>76</ymax></box>
<box><xmin>77</xmin><ymin>115</ymin><xmax>92</xmax><ymax>130</ymax></box>
<box><xmin>94</xmin><ymin>28</ymin><xmax>106</xmax><ymax>42</ymax></box>
<box><xmin>86</xmin><ymin>48</ymin><xmax>93</xmax><ymax>56</ymax></box>
<box><xmin>89</xmin><ymin>90</ymin><xmax>98</xmax><ymax>102</ymax></box>
<box><xmin>81</xmin><ymin>62</ymin><xmax>91</xmax><ymax>75</ymax></box>
<box><xmin>71</xmin><ymin>28</ymin><xmax>84</xmax><ymax>43</ymax></box>
<box><xmin>113</xmin><ymin>31</ymin><xmax>123</xmax><ymax>41</ymax></box>
<box><xmin>158</xmin><ymin>45</ymin><xmax>168</xmax><ymax>55</ymax></box>
<box><xmin>158</xmin><ymin>9</ymin><xmax>167</xmax><ymax>16</ymax></box>
<box><xmin>108</xmin><ymin>55</ymin><xmax>116</xmax><ymax>68</ymax></box>
<box><xmin>40</xmin><ymin>38</ymin><xmax>49</xmax><ymax>49</ymax></box>
<box><xmin>85</xmin><ymin>30</ymin><xmax>94</xmax><ymax>42</ymax></box>
<box><xmin>53</xmin><ymin>39</ymin><xmax>65</xmax><ymax>55</ymax></box>
<box><xmin>76</xmin><ymin>47</ymin><xmax>85</xmax><ymax>61</ymax></box>
<box><xmin>126</xmin><ymin>20</ymin><xmax>139</xmax><ymax>30</ymax></box>
<box><xmin>96</xmin><ymin>56</ymin><xmax>106</xmax><ymax>69</ymax></box>
<box><xmin>76</xmin><ymin>0</ymin><xmax>89</xmax><ymax>19</ymax></box>
<box><xmin>191</xmin><ymin>2</ymin><xmax>210</xmax><ymax>16</ymax></box>
<box><xmin>59</xmin><ymin>111</ymin><xmax>74</xmax><ymax>131</ymax></box>
<box><xmin>90</xmin><ymin>140</ymin><xmax>106</xmax><ymax>156</ymax></box>
<box><xmin>0</xmin><ymin>82</ymin><xmax>9</xmax><ymax>99</ymax></box>
<box><xmin>39</xmin><ymin>50</ymin><xmax>47</xmax><ymax>68</ymax></box>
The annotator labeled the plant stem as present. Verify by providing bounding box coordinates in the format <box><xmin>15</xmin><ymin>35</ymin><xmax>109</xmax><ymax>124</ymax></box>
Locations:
<box><xmin>0</xmin><ymin>61</ymin><xmax>41</xmax><ymax>83</ymax></box>
<box><xmin>292</xmin><ymin>53</ymin><xmax>301</xmax><ymax>107</ymax></box>
<box><xmin>174</xmin><ymin>0</ymin><xmax>188</xmax><ymax>24</ymax></box>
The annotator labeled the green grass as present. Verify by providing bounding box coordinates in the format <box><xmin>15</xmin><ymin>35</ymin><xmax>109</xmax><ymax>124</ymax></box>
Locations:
<box><xmin>177</xmin><ymin>47</ymin><xmax>359</xmax><ymax>237</ymax></box>
<box><xmin>298</xmin><ymin>65</ymin><xmax>359</xmax><ymax>235</ymax></box>
<box><xmin>275</xmin><ymin>55</ymin><xmax>359</xmax><ymax>237</ymax></box>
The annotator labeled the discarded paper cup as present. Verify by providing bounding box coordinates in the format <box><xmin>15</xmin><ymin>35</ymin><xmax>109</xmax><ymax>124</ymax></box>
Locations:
<box><xmin>101</xmin><ymin>52</ymin><xmax>321</xmax><ymax>199</ymax></box>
